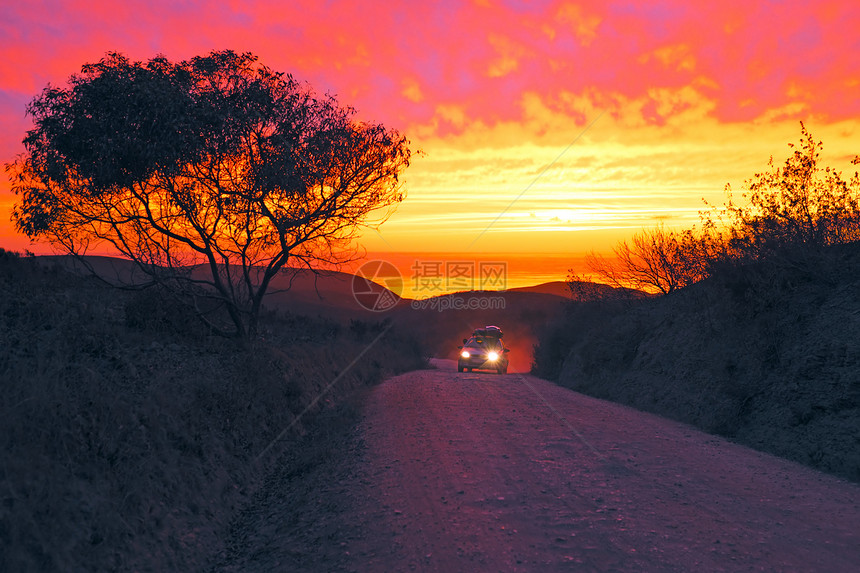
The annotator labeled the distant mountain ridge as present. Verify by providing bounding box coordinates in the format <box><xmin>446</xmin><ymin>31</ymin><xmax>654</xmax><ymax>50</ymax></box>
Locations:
<box><xmin>37</xmin><ymin>254</ymin><xmax>593</xmax><ymax>317</ymax></box>
<box><xmin>35</xmin><ymin>254</ymin><xmax>580</xmax><ymax>371</ymax></box>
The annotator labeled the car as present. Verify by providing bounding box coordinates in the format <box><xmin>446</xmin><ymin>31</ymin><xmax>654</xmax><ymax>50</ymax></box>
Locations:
<box><xmin>457</xmin><ymin>325</ymin><xmax>510</xmax><ymax>374</ymax></box>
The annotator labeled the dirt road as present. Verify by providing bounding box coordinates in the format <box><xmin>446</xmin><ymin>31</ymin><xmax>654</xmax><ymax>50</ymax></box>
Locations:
<box><xmin>217</xmin><ymin>360</ymin><xmax>860</xmax><ymax>571</ymax></box>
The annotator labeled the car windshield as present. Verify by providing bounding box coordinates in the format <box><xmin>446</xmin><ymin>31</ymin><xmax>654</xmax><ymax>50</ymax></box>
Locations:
<box><xmin>466</xmin><ymin>336</ymin><xmax>501</xmax><ymax>350</ymax></box>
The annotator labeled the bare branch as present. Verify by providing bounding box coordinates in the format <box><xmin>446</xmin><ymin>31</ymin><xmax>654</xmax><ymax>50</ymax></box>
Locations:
<box><xmin>8</xmin><ymin>50</ymin><xmax>413</xmax><ymax>340</ymax></box>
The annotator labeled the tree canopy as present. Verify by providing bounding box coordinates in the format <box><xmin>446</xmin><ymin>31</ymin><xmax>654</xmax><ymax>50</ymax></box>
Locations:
<box><xmin>585</xmin><ymin>225</ymin><xmax>711</xmax><ymax>295</ymax></box>
<box><xmin>584</xmin><ymin>124</ymin><xmax>860</xmax><ymax>295</ymax></box>
<box><xmin>8</xmin><ymin>50</ymin><xmax>413</xmax><ymax>338</ymax></box>
<box><xmin>709</xmin><ymin>122</ymin><xmax>860</xmax><ymax>260</ymax></box>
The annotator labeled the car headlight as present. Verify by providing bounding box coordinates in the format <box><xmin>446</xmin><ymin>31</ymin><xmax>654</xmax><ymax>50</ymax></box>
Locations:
<box><xmin>488</xmin><ymin>351</ymin><xmax>499</xmax><ymax>361</ymax></box>
<box><xmin>461</xmin><ymin>350</ymin><xmax>470</xmax><ymax>359</ymax></box>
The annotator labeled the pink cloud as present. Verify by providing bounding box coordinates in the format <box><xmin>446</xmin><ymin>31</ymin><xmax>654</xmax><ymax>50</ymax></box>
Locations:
<box><xmin>2</xmin><ymin>0</ymin><xmax>859</xmax><ymax>252</ymax></box>
<box><xmin>2</xmin><ymin>0</ymin><xmax>857</xmax><ymax>137</ymax></box>
<box><xmin>1</xmin><ymin>0</ymin><xmax>858</xmax><ymax>185</ymax></box>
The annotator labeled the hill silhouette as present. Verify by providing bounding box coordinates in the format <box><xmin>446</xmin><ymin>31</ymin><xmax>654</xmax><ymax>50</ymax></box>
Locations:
<box><xmin>38</xmin><ymin>254</ymin><xmax>385</xmax><ymax>318</ymax></box>
<box><xmin>39</xmin><ymin>254</ymin><xmax>585</xmax><ymax>370</ymax></box>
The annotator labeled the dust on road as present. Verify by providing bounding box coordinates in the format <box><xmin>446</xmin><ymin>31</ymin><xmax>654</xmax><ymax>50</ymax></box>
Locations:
<box><xmin>218</xmin><ymin>360</ymin><xmax>860</xmax><ymax>572</ymax></box>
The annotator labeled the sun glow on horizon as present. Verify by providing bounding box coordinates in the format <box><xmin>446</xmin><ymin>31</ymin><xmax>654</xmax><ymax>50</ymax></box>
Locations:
<box><xmin>2</xmin><ymin>1</ymin><xmax>859</xmax><ymax>276</ymax></box>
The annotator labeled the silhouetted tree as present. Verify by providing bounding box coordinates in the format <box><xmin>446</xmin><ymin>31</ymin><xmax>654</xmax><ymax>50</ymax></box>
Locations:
<box><xmin>586</xmin><ymin>124</ymin><xmax>860</xmax><ymax>295</ymax></box>
<box><xmin>705</xmin><ymin>123</ymin><xmax>860</xmax><ymax>262</ymax></box>
<box><xmin>586</xmin><ymin>225</ymin><xmax>708</xmax><ymax>295</ymax></box>
<box><xmin>8</xmin><ymin>51</ymin><xmax>412</xmax><ymax>339</ymax></box>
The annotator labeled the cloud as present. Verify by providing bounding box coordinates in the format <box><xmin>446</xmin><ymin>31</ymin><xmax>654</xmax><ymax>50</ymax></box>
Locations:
<box><xmin>2</xmin><ymin>0</ymin><xmax>859</xmax><ymax>254</ymax></box>
<box><xmin>2</xmin><ymin>1</ymin><xmax>857</xmax><ymax>130</ymax></box>
<box><xmin>554</xmin><ymin>3</ymin><xmax>603</xmax><ymax>46</ymax></box>
<box><xmin>639</xmin><ymin>44</ymin><xmax>696</xmax><ymax>73</ymax></box>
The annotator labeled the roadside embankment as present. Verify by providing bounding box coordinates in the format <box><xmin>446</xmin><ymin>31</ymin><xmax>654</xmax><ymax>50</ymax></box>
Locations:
<box><xmin>535</xmin><ymin>244</ymin><xmax>860</xmax><ymax>483</ymax></box>
<box><xmin>0</xmin><ymin>251</ymin><xmax>424</xmax><ymax>571</ymax></box>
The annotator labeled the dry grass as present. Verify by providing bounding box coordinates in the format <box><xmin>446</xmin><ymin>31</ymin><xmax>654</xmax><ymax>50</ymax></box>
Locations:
<box><xmin>0</xmin><ymin>250</ymin><xmax>425</xmax><ymax>571</ymax></box>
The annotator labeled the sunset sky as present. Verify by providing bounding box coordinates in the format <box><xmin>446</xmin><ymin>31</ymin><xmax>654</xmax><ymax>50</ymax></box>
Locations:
<box><xmin>2</xmin><ymin>1</ymin><xmax>859</xmax><ymax>287</ymax></box>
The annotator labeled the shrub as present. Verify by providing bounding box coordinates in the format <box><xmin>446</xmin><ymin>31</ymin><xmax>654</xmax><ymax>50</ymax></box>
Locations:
<box><xmin>709</xmin><ymin>123</ymin><xmax>860</xmax><ymax>261</ymax></box>
<box><xmin>588</xmin><ymin>124</ymin><xmax>860</xmax><ymax>295</ymax></box>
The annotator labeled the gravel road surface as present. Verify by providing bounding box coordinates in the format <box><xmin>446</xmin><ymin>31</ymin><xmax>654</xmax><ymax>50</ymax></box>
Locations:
<box><xmin>217</xmin><ymin>360</ymin><xmax>860</xmax><ymax>572</ymax></box>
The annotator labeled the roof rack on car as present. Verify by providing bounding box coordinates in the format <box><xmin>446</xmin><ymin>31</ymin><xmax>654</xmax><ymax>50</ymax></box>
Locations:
<box><xmin>472</xmin><ymin>325</ymin><xmax>503</xmax><ymax>338</ymax></box>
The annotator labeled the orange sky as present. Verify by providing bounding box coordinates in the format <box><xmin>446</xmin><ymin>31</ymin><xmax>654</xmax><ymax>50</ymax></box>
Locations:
<box><xmin>2</xmin><ymin>1</ymin><xmax>859</xmax><ymax>284</ymax></box>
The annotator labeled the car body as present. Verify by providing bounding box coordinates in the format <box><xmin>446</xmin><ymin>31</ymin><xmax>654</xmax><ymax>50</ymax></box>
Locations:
<box><xmin>457</xmin><ymin>326</ymin><xmax>509</xmax><ymax>374</ymax></box>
